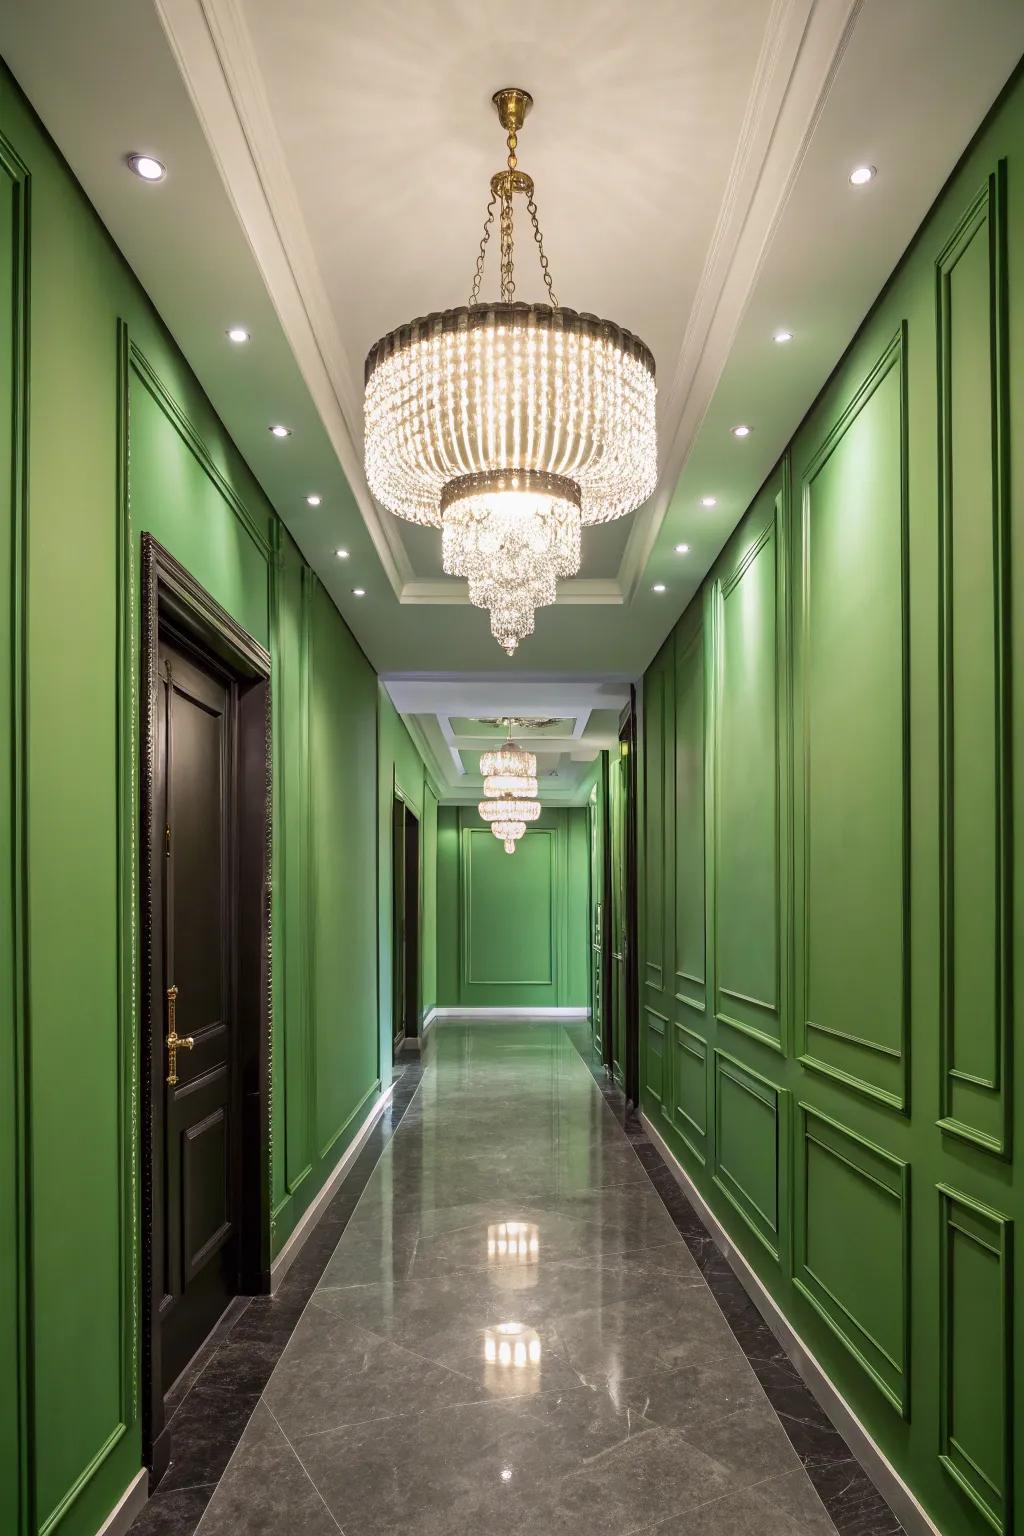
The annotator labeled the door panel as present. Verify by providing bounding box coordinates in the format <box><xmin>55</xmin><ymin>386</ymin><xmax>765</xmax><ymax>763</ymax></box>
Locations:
<box><xmin>157</xmin><ymin>639</ymin><xmax>238</xmax><ymax>1393</ymax></box>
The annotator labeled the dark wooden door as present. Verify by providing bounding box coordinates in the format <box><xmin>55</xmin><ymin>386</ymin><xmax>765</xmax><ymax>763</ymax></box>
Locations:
<box><xmin>403</xmin><ymin>809</ymin><xmax>420</xmax><ymax>1039</ymax></box>
<box><xmin>154</xmin><ymin>637</ymin><xmax>240</xmax><ymax>1395</ymax></box>
<box><xmin>392</xmin><ymin>798</ymin><xmax>407</xmax><ymax>1050</ymax></box>
<box><xmin>610</xmin><ymin>747</ymin><xmax>627</xmax><ymax>1083</ymax></box>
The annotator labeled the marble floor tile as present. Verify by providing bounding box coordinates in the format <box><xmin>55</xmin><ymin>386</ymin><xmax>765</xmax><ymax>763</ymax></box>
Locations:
<box><xmin>143</xmin><ymin>1023</ymin><xmax>907</xmax><ymax>1536</ymax></box>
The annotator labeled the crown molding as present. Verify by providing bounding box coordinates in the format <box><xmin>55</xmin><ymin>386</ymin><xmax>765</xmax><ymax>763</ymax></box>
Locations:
<box><xmin>154</xmin><ymin>0</ymin><xmax>412</xmax><ymax>596</ymax></box>
<box><xmin>618</xmin><ymin>0</ymin><xmax>863</xmax><ymax>598</ymax></box>
<box><xmin>156</xmin><ymin>0</ymin><xmax>861</xmax><ymax>610</ymax></box>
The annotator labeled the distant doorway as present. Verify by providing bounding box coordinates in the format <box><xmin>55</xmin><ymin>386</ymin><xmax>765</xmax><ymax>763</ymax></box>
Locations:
<box><xmin>392</xmin><ymin>795</ymin><xmax>421</xmax><ymax>1052</ymax></box>
<box><xmin>608</xmin><ymin>690</ymin><xmax>639</xmax><ymax>1102</ymax></box>
<box><xmin>140</xmin><ymin>537</ymin><xmax>271</xmax><ymax>1478</ymax></box>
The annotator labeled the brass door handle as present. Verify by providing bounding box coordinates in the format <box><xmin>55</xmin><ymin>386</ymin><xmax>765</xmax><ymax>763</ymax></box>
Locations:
<box><xmin>166</xmin><ymin>984</ymin><xmax>194</xmax><ymax>1085</ymax></box>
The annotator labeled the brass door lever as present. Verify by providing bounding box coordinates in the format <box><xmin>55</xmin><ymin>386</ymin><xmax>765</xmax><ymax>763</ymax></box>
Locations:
<box><xmin>166</xmin><ymin>984</ymin><xmax>194</xmax><ymax>1085</ymax></box>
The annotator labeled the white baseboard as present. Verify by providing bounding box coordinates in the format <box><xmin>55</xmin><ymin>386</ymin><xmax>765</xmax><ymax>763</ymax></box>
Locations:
<box><xmin>432</xmin><ymin>1007</ymin><xmax>590</xmax><ymax>1021</ymax></box>
<box><xmin>641</xmin><ymin>1113</ymin><xmax>941</xmax><ymax>1536</ymax></box>
<box><xmin>270</xmin><ymin>1078</ymin><xmax>398</xmax><ymax>1292</ymax></box>
<box><xmin>95</xmin><ymin>1469</ymin><xmax>148</xmax><ymax>1536</ymax></box>
<box><xmin>421</xmin><ymin>1005</ymin><xmax>439</xmax><ymax>1034</ymax></box>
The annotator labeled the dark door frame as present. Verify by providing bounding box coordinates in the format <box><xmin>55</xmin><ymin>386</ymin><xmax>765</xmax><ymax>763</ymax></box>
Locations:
<box><xmin>599</xmin><ymin>752</ymin><xmax>614</xmax><ymax>1069</ymax></box>
<box><xmin>391</xmin><ymin>785</ymin><xmax>421</xmax><ymax>1050</ymax></box>
<box><xmin>620</xmin><ymin>687</ymin><xmax>640</xmax><ymax>1107</ymax></box>
<box><xmin>139</xmin><ymin>534</ymin><xmax>272</xmax><ymax>1474</ymax></box>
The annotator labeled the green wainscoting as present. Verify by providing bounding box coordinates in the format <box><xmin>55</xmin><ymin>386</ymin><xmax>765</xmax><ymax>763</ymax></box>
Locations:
<box><xmin>639</xmin><ymin>66</ymin><xmax>1023</xmax><ymax>1536</ymax></box>
<box><xmin>435</xmin><ymin>807</ymin><xmax>590</xmax><ymax>1009</ymax></box>
<box><xmin>0</xmin><ymin>64</ymin><xmax>425</xmax><ymax>1536</ymax></box>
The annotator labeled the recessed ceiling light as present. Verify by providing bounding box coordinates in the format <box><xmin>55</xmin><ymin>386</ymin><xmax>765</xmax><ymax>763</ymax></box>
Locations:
<box><xmin>127</xmin><ymin>153</ymin><xmax>166</xmax><ymax>182</ymax></box>
<box><xmin>226</xmin><ymin>326</ymin><xmax>250</xmax><ymax>344</ymax></box>
<box><xmin>335</xmin><ymin>547</ymin><xmax>349</xmax><ymax>559</ymax></box>
<box><xmin>732</xmin><ymin>424</ymin><xmax>752</xmax><ymax>438</ymax></box>
<box><xmin>773</xmin><ymin>329</ymin><xmax>793</xmax><ymax>344</ymax></box>
<box><xmin>849</xmin><ymin>165</ymin><xmax>875</xmax><ymax>186</ymax></box>
<box><xmin>700</xmin><ymin>495</ymin><xmax>717</xmax><ymax>508</ymax></box>
<box><xmin>652</xmin><ymin>583</ymin><xmax>666</xmax><ymax>593</ymax></box>
<box><xmin>269</xmin><ymin>424</ymin><xmax>291</xmax><ymax>438</ymax></box>
<box><xmin>674</xmin><ymin>544</ymin><xmax>690</xmax><ymax>555</ymax></box>
<box><xmin>352</xmin><ymin>587</ymin><xmax>366</xmax><ymax>597</ymax></box>
<box><xmin>306</xmin><ymin>494</ymin><xmax>322</xmax><ymax>507</ymax></box>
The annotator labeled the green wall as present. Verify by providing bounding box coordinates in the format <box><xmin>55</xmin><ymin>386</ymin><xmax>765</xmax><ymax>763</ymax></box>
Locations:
<box><xmin>639</xmin><ymin>67</ymin><xmax>1023</xmax><ymax>1536</ymax></box>
<box><xmin>435</xmin><ymin>807</ymin><xmax>590</xmax><ymax>1008</ymax></box>
<box><xmin>0</xmin><ymin>64</ymin><xmax>420</xmax><ymax>1536</ymax></box>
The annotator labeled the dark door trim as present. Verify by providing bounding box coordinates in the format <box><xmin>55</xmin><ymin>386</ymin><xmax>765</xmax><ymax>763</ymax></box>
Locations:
<box><xmin>620</xmin><ymin>687</ymin><xmax>640</xmax><ymax>1107</ymax></box>
<box><xmin>139</xmin><ymin>534</ymin><xmax>273</xmax><ymax>1473</ymax></box>
<box><xmin>599</xmin><ymin>751</ymin><xmax>614</xmax><ymax>1070</ymax></box>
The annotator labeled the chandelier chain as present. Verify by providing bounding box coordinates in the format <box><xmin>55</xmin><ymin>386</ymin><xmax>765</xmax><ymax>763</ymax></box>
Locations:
<box><xmin>499</xmin><ymin>180</ymin><xmax>515</xmax><ymax>302</ymax></box>
<box><xmin>468</xmin><ymin>190</ymin><xmax>498</xmax><ymax>307</ymax></box>
<box><xmin>526</xmin><ymin>196</ymin><xmax>558</xmax><ymax>308</ymax></box>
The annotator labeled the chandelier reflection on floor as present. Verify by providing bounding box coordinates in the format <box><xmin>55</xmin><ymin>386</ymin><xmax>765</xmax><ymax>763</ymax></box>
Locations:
<box><xmin>363</xmin><ymin>87</ymin><xmax>657</xmax><ymax>655</ymax></box>
<box><xmin>478</xmin><ymin>724</ymin><xmax>541</xmax><ymax>853</ymax></box>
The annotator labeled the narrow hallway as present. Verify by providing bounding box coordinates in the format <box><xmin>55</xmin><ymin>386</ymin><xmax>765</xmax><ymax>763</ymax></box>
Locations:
<box><xmin>181</xmin><ymin>1023</ymin><xmax>895</xmax><ymax>1536</ymax></box>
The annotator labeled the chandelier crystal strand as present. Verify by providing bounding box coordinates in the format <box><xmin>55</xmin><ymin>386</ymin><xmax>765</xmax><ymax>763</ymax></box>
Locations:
<box><xmin>478</xmin><ymin>726</ymin><xmax>541</xmax><ymax>851</ymax></box>
<box><xmin>364</xmin><ymin>87</ymin><xmax>656</xmax><ymax>654</ymax></box>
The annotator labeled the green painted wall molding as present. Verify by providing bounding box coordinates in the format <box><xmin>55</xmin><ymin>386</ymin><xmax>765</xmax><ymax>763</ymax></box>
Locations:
<box><xmin>0</xmin><ymin>62</ymin><xmax>388</xmax><ymax>1536</ymax></box>
<box><xmin>638</xmin><ymin>64</ymin><xmax>1024</xmax><ymax>1536</ymax></box>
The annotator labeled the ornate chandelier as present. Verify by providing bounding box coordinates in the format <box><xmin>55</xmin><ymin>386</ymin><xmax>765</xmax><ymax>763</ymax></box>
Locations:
<box><xmin>478</xmin><ymin>724</ymin><xmax>541</xmax><ymax>853</ymax></box>
<box><xmin>364</xmin><ymin>87</ymin><xmax>657</xmax><ymax>654</ymax></box>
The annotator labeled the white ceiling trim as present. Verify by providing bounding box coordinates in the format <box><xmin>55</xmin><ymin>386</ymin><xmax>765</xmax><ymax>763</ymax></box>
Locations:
<box><xmin>398</xmin><ymin>576</ymin><xmax>625</xmax><ymax>606</ymax></box>
<box><xmin>154</xmin><ymin>0</ymin><xmax>412</xmax><ymax>596</ymax></box>
<box><xmin>156</xmin><ymin>0</ymin><xmax>863</xmax><ymax>613</ymax></box>
<box><xmin>618</xmin><ymin>0</ymin><xmax>862</xmax><ymax>598</ymax></box>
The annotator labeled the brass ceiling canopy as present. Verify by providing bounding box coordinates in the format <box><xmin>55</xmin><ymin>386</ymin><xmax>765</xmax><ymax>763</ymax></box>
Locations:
<box><xmin>364</xmin><ymin>87</ymin><xmax>658</xmax><ymax>655</ymax></box>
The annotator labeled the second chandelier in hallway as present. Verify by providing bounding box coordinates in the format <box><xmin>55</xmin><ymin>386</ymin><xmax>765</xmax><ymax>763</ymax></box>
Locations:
<box><xmin>364</xmin><ymin>88</ymin><xmax>658</xmax><ymax>654</ymax></box>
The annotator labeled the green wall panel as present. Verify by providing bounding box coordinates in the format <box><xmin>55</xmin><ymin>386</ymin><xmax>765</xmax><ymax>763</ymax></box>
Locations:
<box><xmin>0</xmin><ymin>120</ymin><xmax>29</xmax><ymax>1536</ymax></box>
<box><xmin>436</xmin><ymin>808</ymin><xmax>589</xmax><ymax>1008</ymax></box>
<box><xmin>796</xmin><ymin>331</ymin><xmax>909</xmax><ymax>1111</ymax></box>
<box><xmin>0</xmin><ymin>61</ymin><xmax>397</xmax><ymax>1535</ymax></box>
<box><xmin>938</xmin><ymin>1187</ymin><xmax>1012</xmax><ymax>1531</ymax></box>
<box><xmin>795</xmin><ymin>1107</ymin><xmax>909</xmax><ymax>1416</ymax></box>
<box><xmin>936</xmin><ymin>165</ymin><xmax>1012</xmax><ymax>1157</ymax></box>
<box><xmin>638</xmin><ymin>65</ymin><xmax>1024</xmax><ymax>1536</ymax></box>
<box><xmin>714</xmin><ymin>507</ymin><xmax>782</xmax><ymax>1051</ymax></box>
<box><xmin>310</xmin><ymin>583</ymin><xmax>379</xmax><ymax>1161</ymax></box>
<box><xmin>465</xmin><ymin>827</ymin><xmax>554</xmax><ymax>986</ymax></box>
<box><xmin>713</xmin><ymin>1051</ymin><xmax>784</xmax><ymax>1260</ymax></box>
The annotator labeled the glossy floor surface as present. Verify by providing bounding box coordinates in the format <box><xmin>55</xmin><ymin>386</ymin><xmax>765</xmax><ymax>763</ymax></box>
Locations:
<box><xmin>188</xmin><ymin>1022</ymin><xmax>851</xmax><ymax>1536</ymax></box>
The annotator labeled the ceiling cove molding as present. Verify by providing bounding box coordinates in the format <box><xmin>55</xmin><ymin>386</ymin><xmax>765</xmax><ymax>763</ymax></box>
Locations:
<box><xmin>617</xmin><ymin>0</ymin><xmax>863</xmax><ymax>600</ymax></box>
<box><xmin>153</xmin><ymin>0</ymin><xmax>411</xmax><ymax>596</ymax></box>
<box><xmin>400</xmin><ymin>712</ymin><xmax>451</xmax><ymax>799</ymax></box>
<box><xmin>398</xmin><ymin>576</ymin><xmax>625</xmax><ymax>607</ymax></box>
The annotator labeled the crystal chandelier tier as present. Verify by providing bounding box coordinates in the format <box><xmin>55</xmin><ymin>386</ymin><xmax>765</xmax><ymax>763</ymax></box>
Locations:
<box><xmin>478</xmin><ymin>725</ymin><xmax>541</xmax><ymax>852</ymax></box>
<box><xmin>364</xmin><ymin>87</ymin><xmax>657</xmax><ymax>654</ymax></box>
<box><xmin>478</xmin><ymin>795</ymin><xmax>541</xmax><ymax>855</ymax></box>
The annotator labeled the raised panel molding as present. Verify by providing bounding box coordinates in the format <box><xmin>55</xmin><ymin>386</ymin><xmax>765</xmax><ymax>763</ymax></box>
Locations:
<box><xmin>672</xmin><ymin>1023</ymin><xmax>708</xmax><ymax>1164</ymax></box>
<box><xmin>643</xmin><ymin>654</ymin><xmax>671</xmax><ymax>994</ymax></box>
<box><xmin>673</xmin><ymin>621</ymin><xmax>706</xmax><ymax>1015</ymax></box>
<box><xmin>937</xmin><ymin>1186</ymin><xmax>1012</xmax><ymax>1532</ymax></box>
<box><xmin>1</xmin><ymin>127</ymin><xmax>31</xmax><ymax>1536</ymax></box>
<box><xmin>795</xmin><ymin>1105</ymin><xmax>909</xmax><ymax>1417</ymax></box>
<box><xmin>936</xmin><ymin>162</ymin><xmax>1012</xmax><ymax>1159</ymax></box>
<box><xmin>645</xmin><ymin>1007</ymin><xmax>667</xmax><ymax>1107</ymax></box>
<box><xmin>796</xmin><ymin>327</ymin><xmax>910</xmax><ymax>1112</ymax></box>
<box><xmin>713</xmin><ymin>506</ymin><xmax>785</xmax><ymax>1053</ymax></box>
<box><xmin>712</xmin><ymin>1050</ymin><xmax>785</xmax><ymax>1260</ymax></box>
<box><xmin>462</xmin><ymin>825</ymin><xmax>556</xmax><ymax>988</ymax></box>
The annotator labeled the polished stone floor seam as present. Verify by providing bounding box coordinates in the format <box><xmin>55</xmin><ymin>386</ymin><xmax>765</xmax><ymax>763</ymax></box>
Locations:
<box><xmin>262</xmin><ymin>1399</ymin><xmax>348</xmax><ymax>1535</ymax></box>
<box><xmin>128</xmin><ymin>1062</ymin><xmax>424</xmax><ymax>1535</ymax></box>
<box><xmin>566</xmin><ymin>1026</ymin><xmax>904</xmax><ymax>1536</ymax></box>
<box><xmin>183</xmin><ymin>1022</ymin><xmax>863</xmax><ymax>1536</ymax></box>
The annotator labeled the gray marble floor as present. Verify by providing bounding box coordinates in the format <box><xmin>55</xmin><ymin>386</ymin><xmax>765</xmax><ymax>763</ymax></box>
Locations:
<box><xmin>193</xmin><ymin>1022</ymin><xmax>844</xmax><ymax>1535</ymax></box>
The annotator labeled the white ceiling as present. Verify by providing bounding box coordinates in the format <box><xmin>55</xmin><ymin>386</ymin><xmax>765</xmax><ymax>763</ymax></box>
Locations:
<box><xmin>3</xmin><ymin>0</ymin><xmax>1023</xmax><ymax>797</ymax></box>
